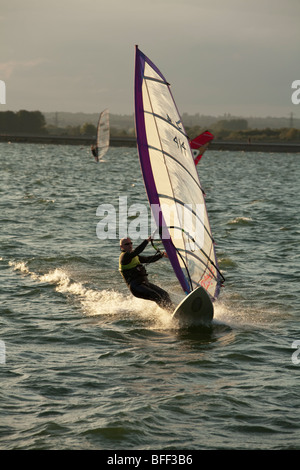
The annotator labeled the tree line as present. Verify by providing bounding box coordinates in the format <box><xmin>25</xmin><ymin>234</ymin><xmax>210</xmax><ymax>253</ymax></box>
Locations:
<box><xmin>0</xmin><ymin>110</ymin><xmax>46</xmax><ymax>134</ymax></box>
<box><xmin>45</xmin><ymin>117</ymin><xmax>300</xmax><ymax>142</ymax></box>
<box><xmin>186</xmin><ymin>119</ymin><xmax>300</xmax><ymax>142</ymax></box>
<box><xmin>1</xmin><ymin>111</ymin><xmax>299</xmax><ymax>142</ymax></box>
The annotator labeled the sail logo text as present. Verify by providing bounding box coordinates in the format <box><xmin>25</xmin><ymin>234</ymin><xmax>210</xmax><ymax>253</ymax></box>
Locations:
<box><xmin>96</xmin><ymin>196</ymin><xmax>205</xmax><ymax>247</ymax></box>
<box><xmin>291</xmin><ymin>80</ymin><xmax>300</xmax><ymax>105</ymax></box>
<box><xmin>0</xmin><ymin>80</ymin><xmax>6</xmax><ymax>104</ymax></box>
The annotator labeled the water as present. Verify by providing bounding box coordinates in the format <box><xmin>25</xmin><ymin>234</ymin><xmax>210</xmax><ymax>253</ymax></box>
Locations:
<box><xmin>1</xmin><ymin>142</ymin><xmax>299</xmax><ymax>450</ymax></box>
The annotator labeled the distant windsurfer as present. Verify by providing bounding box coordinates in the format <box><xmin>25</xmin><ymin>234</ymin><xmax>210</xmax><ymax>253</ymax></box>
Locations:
<box><xmin>119</xmin><ymin>237</ymin><xmax>174</xmax><ymax>311</ymax></box>
<box><xmin>91</xmin><ymin>144</ymin><xmax>99</xmax><ymax>162</ymax></box>
<box><xmin>190</xmin><ymin>130</ymin><xmax>214</xmax><ymax>165</ymax></box>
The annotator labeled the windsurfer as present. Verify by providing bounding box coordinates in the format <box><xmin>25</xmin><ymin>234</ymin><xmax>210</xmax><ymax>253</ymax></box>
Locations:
<box><xmin>119</xmin><ymin>237</ymin><xmax>174</xmax><ymax>311</ymax></box>
<box><xmin>91</xmin><ymin>144</ymin><xmax>98</xmax><ymax>162</ymax></box>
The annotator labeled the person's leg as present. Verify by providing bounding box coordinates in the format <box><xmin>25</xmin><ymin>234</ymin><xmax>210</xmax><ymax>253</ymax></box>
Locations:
<box><xmin>130</xmin><ymin>282</ymin><xmax>173</xmax><ymax>311</ymax></box>
<box><xmin>147</xmin><ymin>283</ymin><xmax>174</xmax><ymax>311</ymax></box>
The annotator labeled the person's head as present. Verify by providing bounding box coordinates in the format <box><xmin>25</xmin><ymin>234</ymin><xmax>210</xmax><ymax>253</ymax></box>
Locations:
<box><xmin>120</xmin><ymin>238</ymin><xmax>133</xmax><ymax>252</ymax></box>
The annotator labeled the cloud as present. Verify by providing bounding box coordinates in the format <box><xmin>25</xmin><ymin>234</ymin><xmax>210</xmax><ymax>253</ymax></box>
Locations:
<box><xmin>1</xmin><ymin>0</ymin><xmax>299</xmax><ymax>116</ymax></box>
<box><xmin>0</xmin><ymin>59</ymin><xmax>48</xmax><ymax>80</ymax></box>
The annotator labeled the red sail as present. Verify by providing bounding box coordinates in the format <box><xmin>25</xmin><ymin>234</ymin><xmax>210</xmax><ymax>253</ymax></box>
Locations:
<box><xmin>190</xmin><ymin>131</ymin><xmax>214</xmax><ymax>165</ymax></box>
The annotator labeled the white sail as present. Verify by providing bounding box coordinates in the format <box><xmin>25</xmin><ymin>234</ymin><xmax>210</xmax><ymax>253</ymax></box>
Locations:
<box><xmin>96</xmin><ymin>108</ymin><xmax>109</xmax><ymax>160</ymax></box>
<box><xmin>134</xmin><ymin>47</ymin><xmax>223</xmax><ymax>300</ymax></box>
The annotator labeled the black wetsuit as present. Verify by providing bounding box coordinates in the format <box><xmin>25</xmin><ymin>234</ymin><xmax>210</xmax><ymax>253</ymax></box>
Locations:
<box><xmin>119</xmin><ymin>239</ymin><xmax>173</xmax><ymax>311</ymax></box>
<box><xmin>91</xmin><ymin>146</ymin><xmax>98</xmax><ymax>162</ymax></box>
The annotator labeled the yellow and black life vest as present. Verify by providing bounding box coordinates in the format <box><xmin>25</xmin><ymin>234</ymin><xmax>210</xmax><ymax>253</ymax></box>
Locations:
<box><xmin>119</xmin><ymin>253</ymin><xmax>147</xmax><ymax>285</ymax></box>
<box><xmin>119</xmin><ymin>254</ymin><xmax>140</xmax><ymax>272</ymax></box>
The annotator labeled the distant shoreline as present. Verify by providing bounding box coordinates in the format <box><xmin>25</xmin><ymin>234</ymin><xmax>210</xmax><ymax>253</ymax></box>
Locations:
<box><xmin>1</xmin><ymin>133</ymin><xmax>300</xmax><ymax>153</ymax></box>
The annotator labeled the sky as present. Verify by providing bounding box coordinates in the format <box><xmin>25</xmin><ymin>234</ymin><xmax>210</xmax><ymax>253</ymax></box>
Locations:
<box><xmin>1</xmin><ymin>0</ymin><xmax>299</xmax><ymax>118</ymax></box>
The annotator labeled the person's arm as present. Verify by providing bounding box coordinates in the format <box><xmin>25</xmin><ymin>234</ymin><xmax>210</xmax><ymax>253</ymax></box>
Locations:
<box><xmin>131</xmin><ymin>239</ymin><xmax>149</xmax><ymax>257</ymax></box>
<box><xmin>121</xmin><ymin>239</ymin><xmax>149</xmax><ymax>264</ymax></box>
<box><xmin>138</xmin><ymin>237</ymin><xmax>168</xmax><ymax>263</ymax></box>
<box><xmin>139</xmin><ymin>252</ymin><xmax>164</xmax><ymax>264</ymax></box>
